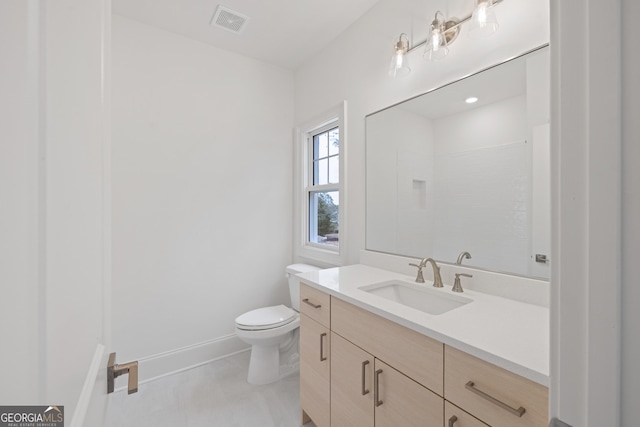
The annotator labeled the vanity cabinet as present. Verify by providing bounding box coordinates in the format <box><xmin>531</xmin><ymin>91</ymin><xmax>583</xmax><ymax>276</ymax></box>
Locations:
<box><xmin>300</xmin><ymin>284</ymin><xmax>331</xmax><ymax>427</ymax></box>
<box><xmin>299</xmin><ymin>282</ymin><xmax>548</xmax><ymax>427</ymax></box>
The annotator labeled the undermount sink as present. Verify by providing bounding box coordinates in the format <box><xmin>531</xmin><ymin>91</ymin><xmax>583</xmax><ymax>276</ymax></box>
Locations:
<box><xmin>359</xmin><ymin>280</ymin><xmax>472</xmax><ymax>315</ymax></box>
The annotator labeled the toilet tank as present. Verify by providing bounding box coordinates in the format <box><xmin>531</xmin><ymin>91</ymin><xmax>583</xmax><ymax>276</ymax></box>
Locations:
<box><xmin>286</xmin><ymin>263</ymin><xmax>321</xmax><ymax>311</ymax></box>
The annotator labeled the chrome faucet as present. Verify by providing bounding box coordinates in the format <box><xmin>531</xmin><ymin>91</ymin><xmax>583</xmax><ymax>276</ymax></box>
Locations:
<box><xmin>409</xmin><ymin>258</ymin><xmax>443</xmax><ymax>288</ymax></box>
<box><xmin>456</xmin><ymin>251</ymin><xmax>472</xmax><ymax>265</ymax></box>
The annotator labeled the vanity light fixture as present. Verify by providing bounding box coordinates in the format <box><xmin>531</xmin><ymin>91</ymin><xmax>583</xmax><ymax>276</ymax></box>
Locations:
<box><xmin>389</xmin><ymin>33</ymin><xmax>411</xmax><ymax>77</ymax></box>
<box><xmin>423</xmin><ymin>11</ymin><xmax>460</xmax><ymax>61</ymax></box>
<box><xmin>468</xmin><ymin>0</ymin><xmax>500</xmax><ymax>39</ymax></box>
<box><xmin>388</xmin><ymin>0</ymin><xmax>503</xmax><ymax>77</ymax></box>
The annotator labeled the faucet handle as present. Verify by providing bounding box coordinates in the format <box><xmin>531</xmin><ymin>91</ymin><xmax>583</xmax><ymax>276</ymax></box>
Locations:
<box><xmin>409</xmin><ymin>262</ymin><xmax>425</xmax><ymax>283</ymax></box>
<box><xmin>452</xmin><ymin>273</ymin><xmax>473</xmax><ymax>293</ymax></box>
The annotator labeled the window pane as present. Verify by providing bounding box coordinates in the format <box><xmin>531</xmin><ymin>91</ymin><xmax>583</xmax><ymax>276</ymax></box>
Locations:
<box><xmin>328</xmin><ymin>128</ymin><xmax>339</xmax><ymax>156</ymax></box>
<box><xmin>314</xmin><ymin>159</ymin><xmax>328</xmax><ymax>185</ymax></box>
<box><xmin>314</xmin><ymin>132</ymin><xmax>329</xmax><ymax>159</ymax></box>
<box><xmin>309</xmin><ymin>191</ymin><xmax>339</xmax><ymax>247</ymax></box>
<box><xmin>328</xmin><ymin>156</ymin><xmax>339</xmax><ymax>184</ymax></box>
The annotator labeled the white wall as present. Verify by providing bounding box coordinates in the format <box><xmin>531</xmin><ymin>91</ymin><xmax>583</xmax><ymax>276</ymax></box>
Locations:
<box><xmin>111</xmin><ymin>15</ymin><xmax>295</xmax><ymax>371</ymax></box>
<box><xmin>432</xmin><ymin>96</ymin><xmax>529</xmax><ymax>273</ymax></box>
<box><xmin>621</xmin><ymin>0</ymin><xmax>639</xmax><ymax>424</ymax></box>
<box><xmin>294</xmin><ymin>0</ymin><xmax>549</xmax><ymax>266</ymax></box>
<box><xmin>366</xmin><ymin>107</ymin><xmax>434</xmax><ymax>256</ymax></box>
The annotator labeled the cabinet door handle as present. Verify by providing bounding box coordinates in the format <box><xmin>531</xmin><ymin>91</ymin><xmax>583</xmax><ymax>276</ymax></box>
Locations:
<box><xmin>302</xmin><ymin>298</ymin><xmax>321</xmax><ymax>309</ymax></box>
<box><xmin>319</xmin><ymin>333</ymin><xmax>327</xmax><ymax>361</ymax></box>
<box><xmin>374</xmin><ymin>369</ymin><xmax>383</xmax><ymax>407</ymax></box>
<box><xmin>448</xmin><ymin>415</ymin><xmax>458</xmax><ymax>427</ymax></box>
<box><xmin>465</xmin><ymin>381</ymin><xmax>526</xmax><ymax>417</ymax></box>
<box><xmin>361</xmin><ymin>360</ymin><xmax>370</xmax><ymax>395</ymax></box>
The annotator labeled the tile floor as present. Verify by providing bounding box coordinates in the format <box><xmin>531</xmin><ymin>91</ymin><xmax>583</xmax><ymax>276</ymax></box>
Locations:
<box><xmin>105</xmin><ymin>350</ymin><xmax>315</xmax><ymax>427</ymax></box>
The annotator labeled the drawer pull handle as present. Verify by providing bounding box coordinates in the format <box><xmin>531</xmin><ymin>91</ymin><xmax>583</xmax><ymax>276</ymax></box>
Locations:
<box><xmin>319</xmin><ymin>333</ymin><xmax>327</xmax><ymax>361</ymax></box>
<box><xmin>361</xmin><ymin>360</ymin><xmax>370</xmax><ymax>395</ymax></box>
<box><xmin>302</xmin><ymin>298</ymin><xmax>321</xmax><ymax>309</ymax></box>
<box><xmin>448</xmin><ymin>415</ymin><xmax>458</xmax><ymax>427</ymax></box>
<box><xmin>374</xmin><ymin>369</ymin><xmax>383</xmax><ymax>407</ymax></box>
<box><xmin>465</xmin><ymin>381</ymin><xmax>526</xmax><ymax>417</ymax></box>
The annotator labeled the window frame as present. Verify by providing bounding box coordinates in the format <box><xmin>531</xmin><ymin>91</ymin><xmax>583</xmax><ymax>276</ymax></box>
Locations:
<box><xmin>307</xmin><ymin>123</ymin><xmax>340</xmax><ymax>249</ymax></box>
<box><xmin>294</xmin><ymin>101</ymin><xmax>347</xmax><ymax>266</ymax></box>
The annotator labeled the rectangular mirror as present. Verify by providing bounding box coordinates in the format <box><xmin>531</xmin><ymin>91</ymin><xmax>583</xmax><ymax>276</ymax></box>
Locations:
<box><xmin>366</xmin><ymin>46</ymin><xmax>550</xmax><ymax>279</ymax></box>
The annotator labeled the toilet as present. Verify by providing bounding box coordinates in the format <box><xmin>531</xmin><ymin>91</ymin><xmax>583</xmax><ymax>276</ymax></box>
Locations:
<box><xmin>235</xmin><ymin>263</ymin><xmax>321</xmax><ymax>385</ymax></box>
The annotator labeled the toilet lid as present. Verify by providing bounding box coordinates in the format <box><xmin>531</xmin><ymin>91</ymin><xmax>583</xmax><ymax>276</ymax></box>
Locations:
<box><xmin>235</xmin><ymin>305</ymin><xmax>296</xmax><ymax>331</ymax></box>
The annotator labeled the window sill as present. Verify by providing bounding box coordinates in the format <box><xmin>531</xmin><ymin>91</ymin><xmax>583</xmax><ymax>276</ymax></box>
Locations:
<box><xmin>298</xmin><ymin>243</ymin><xmax>344</xmax><ymax>267</ymax></box>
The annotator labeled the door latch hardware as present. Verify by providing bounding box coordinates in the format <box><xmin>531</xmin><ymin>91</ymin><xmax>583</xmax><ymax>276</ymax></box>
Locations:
<box><xmin>535</xmin><ymin>254</ymin><xmax>548</xmax><ymax>263</ymax></box>
<box><xmin>107</xmin><ymin>352</ymin><xmax>138</xmax><ymax>394</ymax></box>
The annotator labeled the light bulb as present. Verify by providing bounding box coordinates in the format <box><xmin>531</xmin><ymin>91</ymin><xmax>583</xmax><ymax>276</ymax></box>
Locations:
<box><xmin>431</xmin><ymin>29</ymin><xmax>442</xmax><ymax>51</ymax></box>
<box><xmin>469</xmin><ymin>0</ymin><xmax>499</xmax><ymax>39</ymax></box>
<box><xmin>424</xmin><ymin>13</ymin><xmax>449</xmax><ymax>61</ymax></box>
<box><xmin>389</xmin><ymin>34</ymin><xmax>411</xmax><ymax>77</ymax></box>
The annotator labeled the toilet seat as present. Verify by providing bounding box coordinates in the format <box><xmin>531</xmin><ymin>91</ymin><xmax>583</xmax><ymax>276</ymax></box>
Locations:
<box><xmin>235</xmin><ymin>305</ymin><xmax>296</xmax><ymax>331</ymax></box>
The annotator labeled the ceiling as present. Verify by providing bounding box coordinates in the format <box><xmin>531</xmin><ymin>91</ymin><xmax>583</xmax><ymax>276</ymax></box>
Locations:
<box><xmin>397</xmin><ymin>51</ymin><xmax>528</xmax><ymax>120</ymax></box>
<box><xmin>112</xmin><ymin>0</ymin><xmax>383</xmax><ymax>70</ymax></box>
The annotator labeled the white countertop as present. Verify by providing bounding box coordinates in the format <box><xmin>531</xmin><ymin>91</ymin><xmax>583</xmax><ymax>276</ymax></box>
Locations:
<box><xmin>297</xmin><ymin>264</ymin><xmax>549</xmax><ymax>387</ymax></box>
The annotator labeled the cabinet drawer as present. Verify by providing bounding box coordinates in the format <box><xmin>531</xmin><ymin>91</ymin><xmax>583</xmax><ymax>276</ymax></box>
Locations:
<box><xmin>331</xmin><ymin>297</ymin><xmax>443</xmax><ymax>395</ymax></box>
<box><xmin>300</xmin><ymin>283</ymin><xmax>331</xmax><ymax>328</ymax></box>
<box><xmin>445</xmin><ymin>401</ymin><xmax>489</xmax><ymax>427</ymax></box>
<box><xmin>444</xmin><ymin>346</ymin><xmax>548</xmax><ymax>427</ymax></box>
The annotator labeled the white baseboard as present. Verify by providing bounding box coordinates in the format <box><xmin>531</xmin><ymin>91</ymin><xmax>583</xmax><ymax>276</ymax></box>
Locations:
<box><xmin>114</xmin><ymin>334</ymin><xmax>249</xmax><ymax>392</ymax></box>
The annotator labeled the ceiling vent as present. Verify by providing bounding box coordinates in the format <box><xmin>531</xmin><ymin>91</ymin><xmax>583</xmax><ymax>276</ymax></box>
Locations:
<box><xmin>210</xmin><ymin>5</ymin><xmax>250</xmax><ymax>35</ymax></box>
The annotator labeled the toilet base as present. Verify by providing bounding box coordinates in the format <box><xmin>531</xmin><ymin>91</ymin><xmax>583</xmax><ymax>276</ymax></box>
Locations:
<box><xmin>247</xmin><ymin>344</ymin><xmax>280</xmax><ymax>385</ymax></box>
<box><xmin>245</xmin><ymin>329</ymin><xmax>299</xmax><ymax>385</ymax></box>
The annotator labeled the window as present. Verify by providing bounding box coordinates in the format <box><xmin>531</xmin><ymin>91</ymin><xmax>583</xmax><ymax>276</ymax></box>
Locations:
<box><xmin>294</xmin><ymin>102</ymin><xmax>347</xmax><ymax>265</ymax></box>
<box><xmin>308</xmin><ymin>125</ymin><xmax>340</xmax><ymax>247</ymax></box>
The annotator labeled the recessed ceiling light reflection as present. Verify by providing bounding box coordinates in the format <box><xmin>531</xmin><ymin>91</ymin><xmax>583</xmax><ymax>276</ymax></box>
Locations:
<box><xmin>465</xmin><ymin>97</ymin><xmax>478</xmax><ymax>104</ymax></box>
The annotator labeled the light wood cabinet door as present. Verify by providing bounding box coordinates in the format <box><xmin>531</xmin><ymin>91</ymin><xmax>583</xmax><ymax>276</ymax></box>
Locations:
<box><xmin>445</xmin><ymin>401</ymin><xmax>489</xmax><ymax>427</ymax></box>
<box><xmin>300</xmin><ymin>313</ymin><xmax>330</xmax><ymax>427</ymax></box>
<box><xmin>374</xmin><ymin>359</ymin><xmax>443</xmax><ymax>427</ymax></box>
<box><xmin>331</xmin><ymin>333</ymin><xmax>374</xmax><ymax>427</ymax></box>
